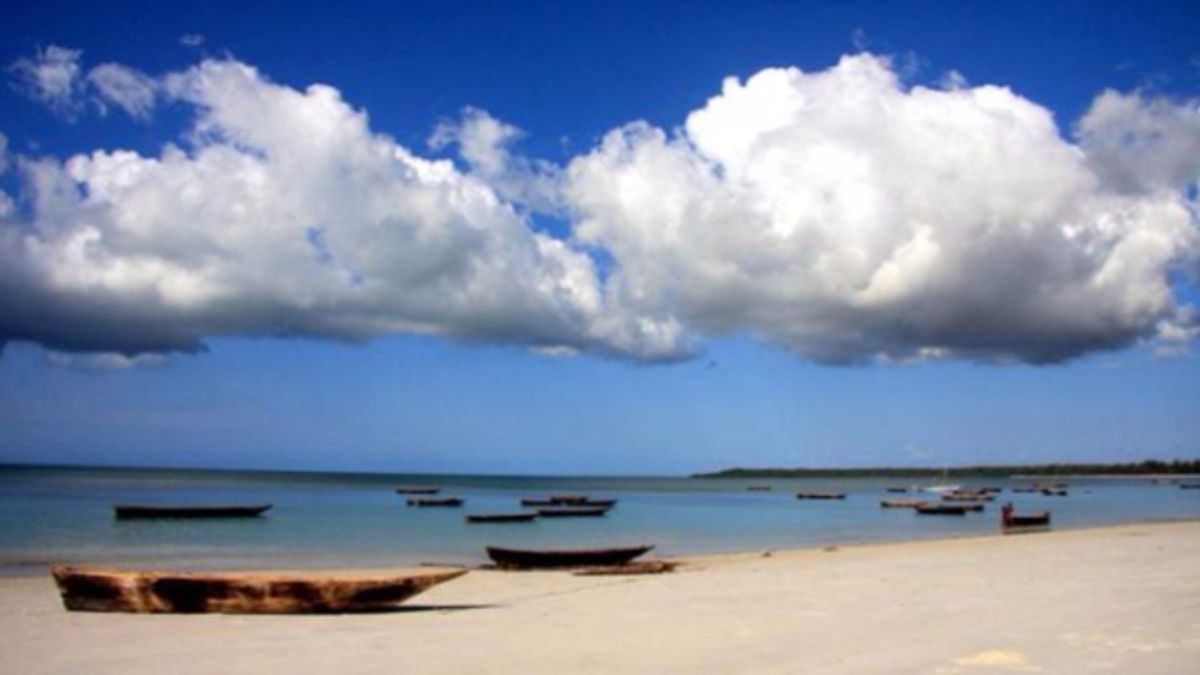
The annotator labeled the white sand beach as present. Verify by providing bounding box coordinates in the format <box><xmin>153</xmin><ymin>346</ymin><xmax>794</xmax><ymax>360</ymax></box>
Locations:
<box><xmin>2</xmin><ymin>521</ymin><xmax>1198</xmax><ymax>674</ymax></box>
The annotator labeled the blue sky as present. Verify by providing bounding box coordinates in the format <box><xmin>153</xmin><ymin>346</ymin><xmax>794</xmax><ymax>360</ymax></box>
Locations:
<box><xmin>1</xmin><ymin>1</ymin><xmax>1198</xmax><ymax>473</ymax></box>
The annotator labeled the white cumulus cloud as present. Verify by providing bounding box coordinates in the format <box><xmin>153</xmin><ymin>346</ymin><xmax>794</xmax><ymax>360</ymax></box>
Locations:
<box><xmin>565</xmin><ymin>54</ymin><xmax>1199</xmax><ymax>363</ymax></box>
<box><xmin>0</xmin><ymin>59</ymin><xmax>680</xmax><ymax>361</ymax></box>
<box><xmin>1</xmin><ymin>53</ymin><xmax>1197</xmax><ymax>366</ymax></box>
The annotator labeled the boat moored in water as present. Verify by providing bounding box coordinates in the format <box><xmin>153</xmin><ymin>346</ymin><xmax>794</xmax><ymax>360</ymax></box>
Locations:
<box><xmin>880</xmin><ymin>499</ymin><xmax>925</xmax><ymax>508</ymax></box>
<box><xmin>915</xmin><ymin>503</ymin><xmax>970</xmax><ymax>516</ymax></box>
<box><xmin>113</xmin><ymin>504</ymin><xmax>271</xmax><ymax>520</ymax></box>
<box><xmin>486</xmin><ymin>545</ymin><xmax>653</xmax><ymax>569</ymax></box>
<box><xmin>407</xmin><ymin>497</ymin><xmax>464</xmax><ymax>507</ymax></box>
<box><xmin>51</xmin><ymin>566</ymin><xmax>465</xmax><ymax>613</ymax></box>
<box><xmin>465</xmin><ymin>512</ymin><xmax>538</xmax><ymax>523</ymax></box>
<box><xmin>535</xmin><ymin>506</ymin><xmax>610</xmax><ymax>517</ymax></box>
<box><xmin>395</xmin><ymin>486</ymin><xmax>441</xmax><ymax>495</ymax></box>
<box><xmin>796</xmin><ymin>492</ymin><xmax>847</xmax><ymax>500</ymax></box>
<box><xmin>1001</xmin><ymin>503</ymin><xmax>1051</xmax><ymax>530</ymax></box>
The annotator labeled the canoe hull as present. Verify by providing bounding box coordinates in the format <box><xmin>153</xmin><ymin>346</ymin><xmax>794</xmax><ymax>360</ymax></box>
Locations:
<box><xmin>535</xmin><ymin>507</ymin><xmax>610</xmax><ymax>517</ymax></box>
<box><xmin>486</xmin><ymin>545</ymin><xmax>653</xmax><ymax>570</ymax></box>
<box><xmin>114</xmin><ymin>505</ymin><xmax>271</xmax><ymax>520</ymax></box>
<box><xmin>407</xmin><ymin>498</ymin><xmax>464</xmax><ymax>507</ymax></box>
<box><xmin>466</xmin><ymin>513</ymin><xmax>538</xmax><ymax>523</ymax></box>
<box><xmin>51</xmin><ymin>566</ymin><xmax>466</xmax><ymax>614</ymax></box>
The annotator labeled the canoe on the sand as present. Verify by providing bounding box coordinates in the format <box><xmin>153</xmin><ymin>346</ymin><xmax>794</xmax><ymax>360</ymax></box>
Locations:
<box><xmin>113</xmin><ymin>505</ymin><xmax>271</xmax><ymax>520</ymax></box>
<box><xmin>486</xmin><ymin>545</ymin><xmax>653</xmax><ymax>569</ymax></box>
<box><xmin>51</xmin><ymin>566</ymin><xmax>466</xmax><ymax>614</ymax></box>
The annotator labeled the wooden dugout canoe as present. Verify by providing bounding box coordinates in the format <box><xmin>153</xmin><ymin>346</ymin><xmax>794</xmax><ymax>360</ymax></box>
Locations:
<box><xmin>465</xmin><ymin>512</ymin><xmax>538</xmax><ymax>523</ymax></box>
<box><xmin>486</xmin><ymin>545</ymin><xmax>653</xmax><ymax>569</ymax></box>
<box><xmin>915</xmin><ymin>503</ymin><xmax>969</xmax><ymax>516</ymax></box>
<box><xmin>535</xmin><ymin>506</ymin><xmax>610</xmax><ymax>517</ymax></box>
<box><xmin>880</xmin><ymin>499</ymin><xmax>924</xmax><ymax>508</ymax></box>
<box><xmin>395</xmin><ymin>486</ymin><xmax>441</xmax><ymax>495</ymax></box>
<box><xmin>114</xmin><ymin>504</ymin><xmax>271</xmax><ymax>520</ymax></box>
<box><xmin>406</xmin><ymin>497</ymin><xmax>464</xmax><ymax>507</ymax></box>
<box><xmin>51</xmin><ymin>566</ymin><xmax>466</xmax><ymax>614</ymax></box>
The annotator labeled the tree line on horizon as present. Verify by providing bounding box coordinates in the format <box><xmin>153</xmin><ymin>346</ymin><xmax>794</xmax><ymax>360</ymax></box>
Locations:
<box><xmin>693</xmin><ymin>459</ymin><xmax>1200</xmax><ymax>479</ymax></box>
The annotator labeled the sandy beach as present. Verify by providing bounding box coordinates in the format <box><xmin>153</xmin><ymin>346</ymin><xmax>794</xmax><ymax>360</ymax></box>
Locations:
<box><xmin>2</xmin><ymin>521</ymin><xmax>1198</xmax><ymax>674</ymax></box>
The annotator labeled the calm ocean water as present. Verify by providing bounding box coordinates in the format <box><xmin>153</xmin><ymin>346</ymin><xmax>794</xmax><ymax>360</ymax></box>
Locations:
<box><xmin>2</xmin><ymin>465</ymin><xmax>1197</xmax><ymax>574</ymax></box>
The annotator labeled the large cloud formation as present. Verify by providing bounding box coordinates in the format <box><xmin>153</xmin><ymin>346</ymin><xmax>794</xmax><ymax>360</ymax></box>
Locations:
<box><xmin>1</xmin><ymin>52</ymin><xmax>1197</xmax><ymax>365</ymax></box>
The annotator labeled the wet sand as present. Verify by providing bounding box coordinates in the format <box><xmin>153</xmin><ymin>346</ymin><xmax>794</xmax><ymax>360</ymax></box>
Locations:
<box><xmin>2</xmin><ymin>521</ymin><xmax>1197</xmax><ymax>673</ymax></box>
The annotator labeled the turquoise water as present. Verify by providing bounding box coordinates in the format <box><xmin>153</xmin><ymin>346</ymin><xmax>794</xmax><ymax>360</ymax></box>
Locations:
<box><xmin>2</xmin><ymin>465</ymin><xmax>1197</xmax><ymax>573</ymax></box>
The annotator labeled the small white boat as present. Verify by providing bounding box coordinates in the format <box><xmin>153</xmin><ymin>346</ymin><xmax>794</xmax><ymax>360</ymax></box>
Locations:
<box><xmin>919</xmin><ymin>484</ymin><xmax>962</xmax><ymax>495</ymax></box>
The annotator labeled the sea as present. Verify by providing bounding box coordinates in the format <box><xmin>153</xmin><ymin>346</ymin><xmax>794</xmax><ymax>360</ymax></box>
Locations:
<box><xmin>2</xmin><ymin>465</ymin><xmax>1197</xmax><ymax>575</ymax></box>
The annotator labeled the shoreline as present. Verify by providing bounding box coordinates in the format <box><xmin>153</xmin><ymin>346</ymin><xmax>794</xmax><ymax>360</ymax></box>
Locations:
<box><xmin>3</xmin><ymin>519</ymin><xmax>1197</xmax><ymax>673</ymax></box>
<box><xmin>5</xmin><ymin>513</ymin><xmax>1199</xmax><ymax>579</ymax></box>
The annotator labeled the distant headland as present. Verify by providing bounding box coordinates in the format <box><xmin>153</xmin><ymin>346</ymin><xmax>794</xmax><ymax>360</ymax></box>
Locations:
<box><xmin>693</xmin><ymin>459</ymin><xmax>1200</xmax><ymax>479</ymax></box>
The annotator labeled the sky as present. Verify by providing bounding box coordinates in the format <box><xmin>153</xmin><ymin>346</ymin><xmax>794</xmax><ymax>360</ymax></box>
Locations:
<box><xmin>0</xmin><ymin>0</ymin><xmax>1198</xmax><ymax>474</ymax></box>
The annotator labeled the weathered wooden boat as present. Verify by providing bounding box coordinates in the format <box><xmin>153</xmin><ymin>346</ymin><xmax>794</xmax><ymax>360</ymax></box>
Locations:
<box><xmin>939</xmin><ymin>502</ymin><xmax>985</xmax><ymax>512</ymax></box>
<box><xmin>486</xmin><ymin>545</ymin><xmax>653</xmax><ymax>569</ymax></box>
<box><xmin>535</xmin><ymin>506</ymin><xmax>610</xmax><ymax>517</ymax></box>
<box><xmin>1040</xmin><ymin>489</ymin><xmax>1068</xmax><ymax>497</ymax></box>
<box><xmin>886</xmin><ymin>487</ymin><xmax>908</xmax><ymax>493</ymax></box>
<box><xmin>549</xmin><ymin>495</ymin><xmax>590</xmax><ymax>505</ymax></box>
<box><xmin>941</xmin><ymin>492</ymin><xmax>993</xmax><ymax>502</ymax></box>
<box><xmin>406</xmin><ymin>497</ymin><xmax>464</xmax><ymax>507</ymax></box>
<box><xmin>51</xmin><ymin>566</ymin><xmax>466</xmax><ymax>613</ymax></box>
<box><xmin>575</xmin><ymin>498</ymin><xmax>617</xmax><ymax>508</ymax></box>
<box><xmin>113</xmin><ymin>504</ymin><xmax>271</xmax><ymax>520</ymax></box>
<box><xmin>747</xmin><ymin>486</ymin><xmax>773</xmax><ymax>492</ymax></box>
<box><xmin>796</xmin><ymin>492</ymin><xmax>846</xmax><ymax>500</ymax></box>
<box><xmin>395</xmin><ymin>486</ymin><xmax>441</xmax><ymax>495</ymax></box>
<box><xmin>520</xmin><ymin>498</ymin><xmax>557</xmax><ymax>507</ymax></box>
<box><xmin>1001</xmin><ymin>503</ymin><xmax>1050</xmax><ymax>529</ymax></box>
<box><xmin>465</xmin><ymin>512</ymin><xmax>538</xmax><ymax>523</ymax></box>
<box><xmin>915</xmin><ymin>504</ymin><xmax>969</xmax><ymax>516</ymax></box>
<box><xmin>880</xmin><ymin>499</ymin><xmax>925</xmax><ymax>508</ymax></box>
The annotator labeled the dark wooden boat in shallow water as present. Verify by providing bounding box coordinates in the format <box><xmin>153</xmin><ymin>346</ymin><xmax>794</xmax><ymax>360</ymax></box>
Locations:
<box><xmin>114</xmin><ymin>505</ymin><xmax>271</xmax><ymax>520</ymax></box>
<box><xmin>535</xmin><ymin>506</ymin><xmax>610</xmax><ymax>517</ymax></box>
<box><xmin>395</xmin><ymin>486</ymin><xmax>441</xmax><ymax>495</ymax></box>
<box><xmin>51</xmin><ymin>566</ymin><xmax>466</xmax><ymax>613</ymax></box>
<box><xmin>880</xmin><ymin>499</ymin><xmax>924</xmax><ymax>508</ymax></box>
<box><xmin>520</xmin><ymin>498</ymin><xmax>558</xmax><ymax>507</ymax></box>
<box><xmin>796</xmin><ymin>492</ymin><xmax>846</xmax><ymax>500</ymax></box>
<box><xmin>407</xmin><ymin>497</ymin><xmax>464</xmax><ymax>507</ymax></box>
<box><xmin>466</xmin><ymin>513</ymin><xmax>538</xmax><ymax>523</ymax></box>
<box><xmin>915</xmin><ymin>503</ymin><xmax>969</xmax><ymax>516</ymax></box>
<box><xmin>486</xmin><ymin>545</ymin><xmax>653</xmax><ymax>569</ymax></box>
<box><xmin>746</xmin><ymin>486</ymin><xmax>773</xmax><ymax>492</ymax></box>
<box><xmin>549</xmin><ymin>494</ymin><xmax>590</xmax><ymax>505</ymax></box>
<box><xmin>1001</xmin><ymin>503</ymin><xmax>1050</xmax><ymax>530</ymax></box>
